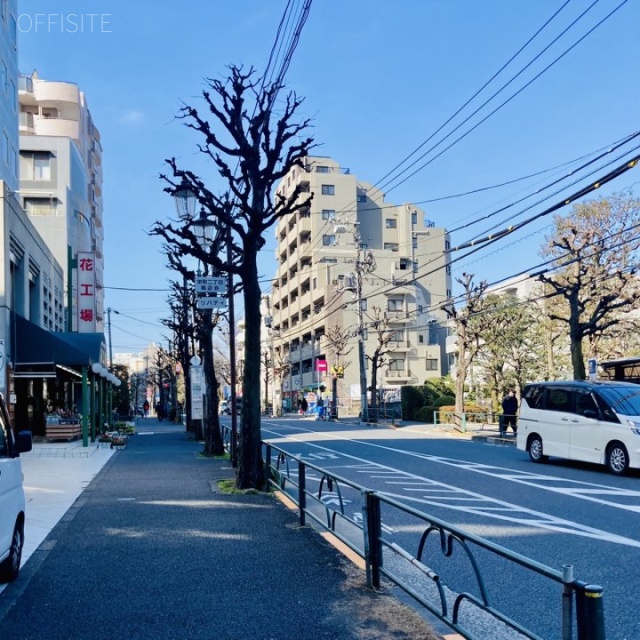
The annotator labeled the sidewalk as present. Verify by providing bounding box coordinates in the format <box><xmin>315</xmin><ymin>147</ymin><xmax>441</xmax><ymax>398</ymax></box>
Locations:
<box><xmin>0</xmin><ymin>419</ymin><xmax>447</xmax><ymax>639</ymax></box>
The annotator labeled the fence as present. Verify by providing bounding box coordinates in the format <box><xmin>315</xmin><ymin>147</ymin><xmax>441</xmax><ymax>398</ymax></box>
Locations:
<box><xmin>262</xmin><ymin>441</ymin><xmax>605</xmax><ymax>640</ymax></box>
<box><xmin>434</xmin><ymin>410</ymin><xmax>500</xmax><ymax>433</ymax></box>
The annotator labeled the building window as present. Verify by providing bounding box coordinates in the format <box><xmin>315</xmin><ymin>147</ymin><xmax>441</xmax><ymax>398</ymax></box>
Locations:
<box><xmin>312</xmin><ymin>278</ymin><xmax>317</xmax><ymax>289</ymax></box>
<box><xmin>321</xmin><ymin>209</ymin><xmax>336</xmax><ymax>220</ymax></box>
<box><xmin>398</xmin><ymin>258</ymin><xmax>411</xmax><ymax>270</ymax></box>
<box><xmin>316</xmin><ymin>165</ymin><xmax>330</xmax><ymax>173</ymax></box>
<box><xmin>388</xmin><ymin>299</ymin><xmax>403</xmax><ymax>312</ymax></box>
<box><xmin>384</xmin><ymin>243</ymin><xmax>399</xmax><ymax>251</ymax></box>
<box><xmin>385</xmin><ymin>218</ymin><xmax>397</xmax><ymax>228</ymax></box>
<box><xmin>360</xmin><ymin>299</ymin><xmax>367</xmax><ymax>311</ymax></box>
<box><xmin>322</xmin><ymin>234</ymin><xmax>336</xmax><ymax>246</ymax></box>
<box><xmin>447</xmin><ymin>289</ymin><xmax>452</xmax><ymax>299</ymax></box>
<box><xmin>446</xmin><ymin>264</ymin><xmax>451</xmax><ymax>275</ymax></box>
<box><xmin>21</xmin><ymin>151</ymin><xmax>52</xmax><ymax>180</ymax></box>
<box><xmin>411</xmin><ymin>211</ymin><xmax>417</xmax><ymax>225</ymax></box>
<box><xmin>445</xmin><ymin>240</ymin><xmax>451</xmax><ymax>250</ymax></box>
<box><xmin>357</xmin><ymin>194</ymin><xmax>366</xmax><ymax>203</ymax></box>
<box><xmin>23</xmin><ymin>198</ymin><xmax>57</xmax><ymax>216</ymax></box>
<box><xmin>390</xmin><ymin>330</ymin><xmax>404</xmax><ymax>342</ymax></box>
<box><xmin>418</xmin><ymin>334</ymin><xmax>424</xmax><ymax>344</ymax></box>
<box><xmin>389</xmin><ymin>358</ymin><xmax>406</xmax><ymax>371</ymax></box>
<box><xmin>426</xmin><ymin>358</ymin><xmax>438</xmax><ymax>371</ymax></box>
<box><xmin>412</xmin><ymin>235</ymin><xmax>417</xmax><ymax>249</ymax></box>
<box><xmin>321</xmin><ymin>184</ymin><xmax>335</xmax><ymax>196</ymax></box>
<box><xmin>320</xmin><ymin>257</ymin><xmax>337</xmax><ymax>263</ymax></box>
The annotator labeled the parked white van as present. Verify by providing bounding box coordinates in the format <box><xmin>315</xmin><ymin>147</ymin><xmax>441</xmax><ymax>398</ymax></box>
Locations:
<box><xmin>0</xmin><ymin>394</ymin><xmax>32</xmax><ymax>582</ymax></box>
<box><xmin>517</xmin><ymin>380</ymin><xmax>640</xmax><ymax>475</ymax></box>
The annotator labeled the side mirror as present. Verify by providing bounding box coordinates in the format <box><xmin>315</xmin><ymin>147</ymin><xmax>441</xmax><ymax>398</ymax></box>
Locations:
<box><xmin>15</xmin><ymin>430</ymin><xmax>33</xmax><ymax>454</ymax></box>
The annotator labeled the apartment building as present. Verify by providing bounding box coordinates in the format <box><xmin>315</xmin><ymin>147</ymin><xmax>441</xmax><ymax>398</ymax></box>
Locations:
<box><xmin>18</xmin><ymin>71</ymin><xmax>105</xmax><ymax>331</ymax></box>
<box><xmin>269</xmin><ymin>156</ymin><xmax>451</xmax><ymax>414</ymax></box>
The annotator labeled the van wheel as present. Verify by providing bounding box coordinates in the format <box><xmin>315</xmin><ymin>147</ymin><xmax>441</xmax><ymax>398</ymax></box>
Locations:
<box><xmin>528</xmin><ymin>435</ymin><xmax>547</xmax><ymax>463</ymax></box>
<box><xmin>606</xmin><ymin>442</ymin><xmax>629</xmax><ymax>475</ymax></box>
<box><xmin>0</xmin><ymin>520</ymin><xmax>24</xmax><ymax>583</ymax></box>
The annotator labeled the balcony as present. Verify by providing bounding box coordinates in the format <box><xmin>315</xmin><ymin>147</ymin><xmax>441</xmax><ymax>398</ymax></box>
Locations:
<box><xmin>384</xmin><ymin>369</ymin><xmax>412</xmax><ymax>382</ymax></box>
<box><xmin>34</xmin><ymin>116</ymin><xmax>81</xmax><ymax>140</ymax></box>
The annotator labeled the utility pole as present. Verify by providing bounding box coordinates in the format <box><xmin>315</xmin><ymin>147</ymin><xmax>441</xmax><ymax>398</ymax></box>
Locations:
<box><xmin>353</xmin><ymin>222</ymin><xmax>376</xmax><ymax>423</ymax></box>
<box><xmin>106</xmin><ymin>307</ymin><xmax>118</xmax><ymax>369</ymax></box>
<box><xmin>227</xmin><ymin>226</ymin><xmax>238</xmax><ymax>468</ymax></box>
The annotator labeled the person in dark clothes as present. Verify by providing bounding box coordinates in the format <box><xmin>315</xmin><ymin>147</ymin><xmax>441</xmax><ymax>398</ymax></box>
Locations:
<box><xmin>501</xmin><ymin>389</ymin><xmax>518</xmax><ymax>435</ymax></box>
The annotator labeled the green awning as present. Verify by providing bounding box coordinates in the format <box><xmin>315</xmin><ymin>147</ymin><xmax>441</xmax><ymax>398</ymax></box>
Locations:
<box><xmin>12</xmin><ymin>314</ymin><xmax>106</xmax><ymax>378</ymax></box>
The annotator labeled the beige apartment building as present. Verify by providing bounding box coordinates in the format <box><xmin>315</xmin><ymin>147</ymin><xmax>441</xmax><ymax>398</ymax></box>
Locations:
<box><xmin>268</xmin><ymin>156</ymin><xmax>451</xmax><ymax>414</ymax></box>
<box><xmin>18</xmin><ymin>71</ymin><xmax>105</xmax><ymax>331</ymax></box>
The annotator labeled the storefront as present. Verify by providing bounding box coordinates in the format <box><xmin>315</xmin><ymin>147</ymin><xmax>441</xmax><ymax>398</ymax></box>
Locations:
<box><xmin>10</xmin><ymin>313</ymin><xmax>107</xmax><ymax>443</ymax></box>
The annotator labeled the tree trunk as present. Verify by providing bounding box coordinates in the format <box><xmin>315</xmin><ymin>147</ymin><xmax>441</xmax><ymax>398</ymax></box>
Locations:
<box><xmin>570</xmin><ymin>324</ymin><xmax>586</xmax><ymax>380</ymax></box>
<box><xmin>370</xmin><ymin>354</ymin><xmax>378</xmax><ymax>410</ymax></box>
<box><xmin>202</xmin><ymin>311</ymin><xmax>224</xmax><ymax>456</ymax></box>
<box><xmin>237</xmin><ymin>241</ymin><xmax>265</xmax><ymax>489</ymax></box>
<box><xmin>455</xmin><ymin>323</ymin><xmax>466</xmax><ymax>416</ymax></box>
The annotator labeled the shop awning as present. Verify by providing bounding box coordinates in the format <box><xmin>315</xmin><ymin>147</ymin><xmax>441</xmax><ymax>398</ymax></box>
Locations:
<box><xmin>12</xmin><ymin>314</ymin><xmax>106</xmax><ymax>378</ymax></box>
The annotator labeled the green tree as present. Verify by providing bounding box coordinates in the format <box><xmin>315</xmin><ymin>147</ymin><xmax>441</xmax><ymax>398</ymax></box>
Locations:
<box><xmin>539</xmin><ymin>191</ymin><xmax>640</xmax><ymax>379</ymax></box>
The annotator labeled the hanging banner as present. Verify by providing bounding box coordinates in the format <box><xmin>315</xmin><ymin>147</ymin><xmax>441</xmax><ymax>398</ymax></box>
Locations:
<box><xmin>77</xmin><ymin>252</ymin><xmax>97</xmax><ymax>332</ymax></box>
<box><xmin>191</xmin><ymin>364</ymin><xmax>204</xmax><ymax>419</ymax></box>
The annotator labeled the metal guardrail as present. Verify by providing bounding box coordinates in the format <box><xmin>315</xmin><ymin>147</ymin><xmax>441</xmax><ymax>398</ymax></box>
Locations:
<box><xmin>434</xmin><ymin>410</ymin><xmax>500</xmax><ymax>433</ymax></box>
<box><xmin>261</xmin><ymin>441</ymin><xmax>605</xmax><ymax>640</ymax></box>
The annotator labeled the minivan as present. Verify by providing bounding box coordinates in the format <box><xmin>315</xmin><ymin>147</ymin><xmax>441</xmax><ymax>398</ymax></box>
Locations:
<box><xmin>0</xmin><ymin>394</ymin><xmax>32</xmax><ymax>582</ymax></box>
<box><xmin>517</xmin><ymin>380</ymin><xmax>640</xmax><ymax>475</ymax></box>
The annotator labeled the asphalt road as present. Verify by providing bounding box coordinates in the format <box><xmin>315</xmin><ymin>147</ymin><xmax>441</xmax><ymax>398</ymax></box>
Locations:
<box><xmin>0</xmin><ymin>424</ymin><xmax>442</xmax><ymax>640</ymax></box>
<box><xmin>259</xmin><ymin>417</ymin><xmax>640</xmax><ymax>640</ymax></box>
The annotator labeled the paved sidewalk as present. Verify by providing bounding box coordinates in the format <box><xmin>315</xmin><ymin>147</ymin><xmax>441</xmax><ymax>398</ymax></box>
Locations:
<box><xmin>0</xmin><ymin>420</ymin><xmax>445</xmax><ymax>639</ymax></box>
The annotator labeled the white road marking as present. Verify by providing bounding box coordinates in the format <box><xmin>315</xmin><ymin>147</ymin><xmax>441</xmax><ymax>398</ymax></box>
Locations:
<box><xmin>262</xmin><ymin>424</ymin><xmax>640</xmax><ymax>548</ymax></box>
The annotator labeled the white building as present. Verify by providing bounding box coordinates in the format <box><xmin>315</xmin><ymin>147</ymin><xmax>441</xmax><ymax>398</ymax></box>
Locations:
<box><xmin>269</xmin><ymin>156</ymin><xmax>451</xmax><ymax>414</ymax></box>
<box><xmin>18</xmin><ymin>71</ymin><xmax>105</xmax><ymax>331</ymax></box>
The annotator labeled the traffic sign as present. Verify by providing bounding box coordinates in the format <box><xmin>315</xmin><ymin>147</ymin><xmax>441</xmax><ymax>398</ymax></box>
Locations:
<box><xmin>197</xmin><ymin>297</ymin><xmax>228</xmax><ymax>310</ymax></box>
<box><xmin>195</xmin><ymin>276</ymin><xmax>227</xmax><ymax>294</ymax></box>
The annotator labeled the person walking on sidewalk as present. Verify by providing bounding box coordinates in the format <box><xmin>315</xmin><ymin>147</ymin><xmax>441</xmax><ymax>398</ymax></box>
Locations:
<box><xmin>501</xmin><ymin>388</ymin><xmax>518</xmax><ymax>436</ymax></box>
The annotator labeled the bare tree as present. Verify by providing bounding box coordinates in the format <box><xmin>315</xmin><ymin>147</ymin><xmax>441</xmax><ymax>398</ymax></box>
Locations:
<box><xmin>443</xmin><ymin>273</ymin><xmax>489</xmax><ymax>419</ymax></box>
<box><xmin>539</xmin><ymin>191</ymin><xmax>640</xmax><ymax>379</ymax></box>
<box><xmin>366</xmin><ymin>307</ymin><xmax>395</xmax><ymax>410</ymax></box>
<box><xmin>324</xmin><ymin>324</ymin><xmax>353</xmax><ymax>416</ymax></box>
<box><xmin>152</xmin><ymin>65</ymin><xmax>315</xmax><ymax>489</ymax></box>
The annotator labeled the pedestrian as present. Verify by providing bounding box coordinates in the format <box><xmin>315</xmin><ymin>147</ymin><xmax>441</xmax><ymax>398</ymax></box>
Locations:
<box><xmin>316</xmin><ymin>395</ymin><xmax>324</xmax><ymax>420</ymax></box>
<box><xmin>143</xmin><ymin>400</ymin><xmax>149</xmax><ymax>417</ymax></box>
<box><xmin>501</xmin><ymin>388</ymin><xmax>518</xmax><ymax>436</ymax></box>
<box><xmin>300</xmin><ymin>397</ymin><xmax>308</xmax><ymax>415</ymax></box>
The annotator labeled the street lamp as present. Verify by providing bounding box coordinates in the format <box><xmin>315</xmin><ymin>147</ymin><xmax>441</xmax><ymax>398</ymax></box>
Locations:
<box><xmin>173</xmin><ymin>178</ymin><xmax>198</xmax><ymax>221</ymax></box>
<box><xmin>189</xmin><ymin>203</ymin><xmax>239</xmax><ymax>467</ymax></box>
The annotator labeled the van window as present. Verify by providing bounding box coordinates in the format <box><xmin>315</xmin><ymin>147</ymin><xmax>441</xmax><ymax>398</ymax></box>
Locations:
<box><xmin>0</xmin><ymin>414</ymin><xmax>7</xmax><ymax>456</ymax></box>
<box><xmin>575</xmin><ymin>391</ymin><xmax>598</xmax><ymax>417</ymax></box>
<box><xmin>597</xmin><ymin>385</ymin><xmax>640</xmax><ymax>417</ymax></box>
<box><xmin>546</xmin><ymin>388</ymin><xmax>573</xmax><ymax>412</ymax></box>
<box><xmin>524</xmin><ymin>385</ymin><xmax>544</xmax><ymax>408</ymax></box>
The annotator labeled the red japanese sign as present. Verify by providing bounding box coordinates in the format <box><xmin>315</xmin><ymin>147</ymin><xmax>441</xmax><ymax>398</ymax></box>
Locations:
<box><xmin>315</xmin><ymin>359</ymin><xmax>328</xmax><ymax>372</ymax></box>
<box><xmin>77</xmin><ymin>251</ymin><xmax>96</xmax><ymax>332</ymax></box>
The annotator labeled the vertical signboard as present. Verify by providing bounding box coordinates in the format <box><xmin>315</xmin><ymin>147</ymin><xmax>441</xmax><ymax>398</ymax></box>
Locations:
<box><xmin>191</xmin><ymin>364</ymin><xmax>204</xmax><ymax>419</ymax></box>
<box><xmin>77</xmin><ymin>252</ymin><xmax>97</xmax><ymax>332</ymax></box>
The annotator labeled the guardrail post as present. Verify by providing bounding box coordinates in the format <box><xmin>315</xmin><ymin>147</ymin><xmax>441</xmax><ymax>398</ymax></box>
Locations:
<box><xmin>576</xmin><ymin>584</ymin><xmax>605</xmax><ymax>640</ymax></box>
<box><xmin>298</xmin><ymin>460</ymin><xmax>306</xmax><ymax>527</ymax></box>
<box><xmin>364</xmin><ymin>491</ymin><xmax>382</xmax><ymax>589</ymax></box>
<box><xmin>562</xmin><ymin>565</ymin><xmax>574</xmax><ymax>640</ymax></box>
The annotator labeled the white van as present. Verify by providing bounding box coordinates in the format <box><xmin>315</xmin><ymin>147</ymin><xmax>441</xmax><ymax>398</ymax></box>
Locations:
<box><xmin>0</xmin><ymin>395</ymin><xmax>32</xmax><ymax>582</ymax></box>
<box><xmin>517</xmin><ymin>380</ymin><xmax>640</xmax><ymax>475</ymax></box>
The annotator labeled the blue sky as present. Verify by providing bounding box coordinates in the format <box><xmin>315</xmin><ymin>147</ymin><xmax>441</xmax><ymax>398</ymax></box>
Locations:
<box><xmin>17</xmin><ymin>0</ymin><xmax>640</xmax><ymax>354</ymax></box>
